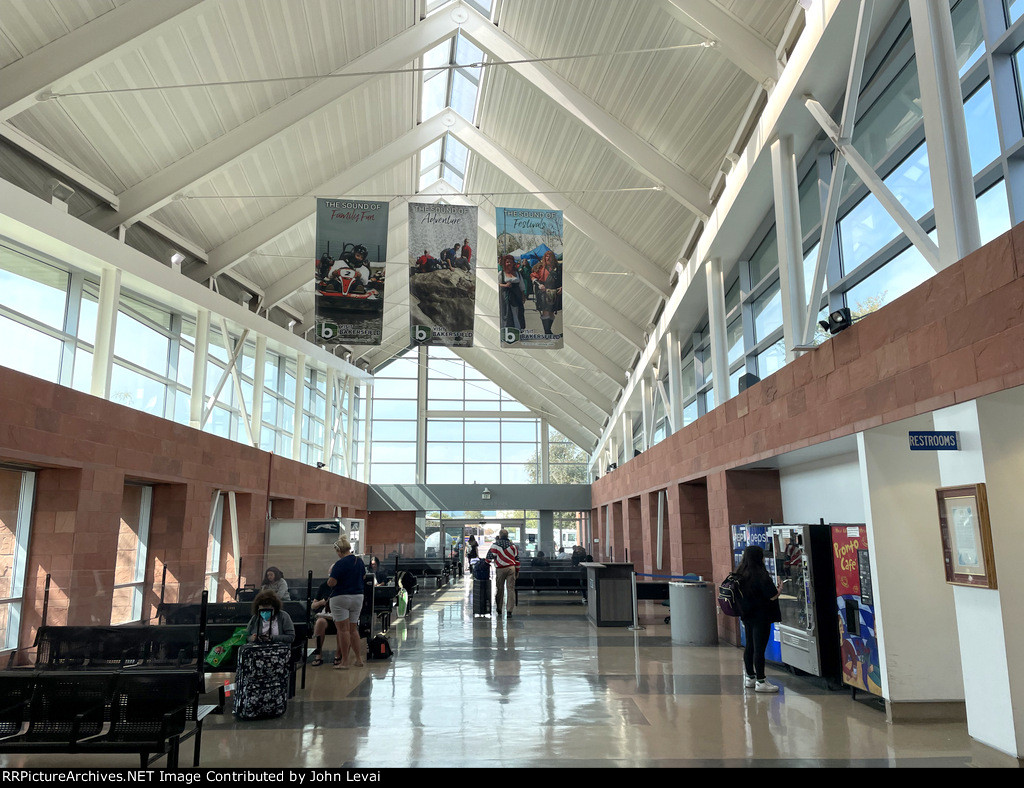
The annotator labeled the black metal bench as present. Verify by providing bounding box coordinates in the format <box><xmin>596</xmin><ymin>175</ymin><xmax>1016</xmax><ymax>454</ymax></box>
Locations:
<box><xmin>30</xmin><ymin>624</ymin><xmax>203</xmax><ymax>671</ymax></box>
<box><xmin>0</xmin><ymin>669</ymin><xmax>215</xmax><ymax>768</ymax></box>
<box><xmin>156</xmin><ymin>602</ymin><xmax>309</xmax><ymax>696</ymax></box>
<box><xmin>516</xmin><ymin>567</ymin><xmax>586</xmax><ymax>593</ymax></box>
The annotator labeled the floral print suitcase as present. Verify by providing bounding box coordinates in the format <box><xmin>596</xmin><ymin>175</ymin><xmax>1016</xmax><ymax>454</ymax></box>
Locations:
<box><xmin>233</xmin><ymin>642</ymin><xmax>290</xmax><ymax>720</ymax></box>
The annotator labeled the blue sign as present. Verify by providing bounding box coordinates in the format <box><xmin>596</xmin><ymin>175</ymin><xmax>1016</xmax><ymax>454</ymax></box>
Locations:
<box><xmin>908</xmin><ymin>431</ymin><xmax>960</xmax><ymax>451</ymax></box>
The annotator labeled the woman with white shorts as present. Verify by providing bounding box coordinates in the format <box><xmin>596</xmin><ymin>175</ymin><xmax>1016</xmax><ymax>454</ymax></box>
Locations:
<box><xmin>326</xmin><ymin>536</ymin><xmax>366</xmax><ymax>669</ymax></box>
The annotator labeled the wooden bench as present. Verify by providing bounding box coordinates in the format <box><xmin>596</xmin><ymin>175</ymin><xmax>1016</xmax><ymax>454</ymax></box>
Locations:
<box><xmin>0</xmin><ymin>669</ymin><xmax>215</xmax><ymax>768</ymax></box>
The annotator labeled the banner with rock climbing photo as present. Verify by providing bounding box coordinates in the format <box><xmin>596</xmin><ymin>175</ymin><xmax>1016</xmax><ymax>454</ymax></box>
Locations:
<box><xmin>495</xmin><ymin>207</ymin><xmax>563</xmax><ymax>349</ymax></box>
<box><xmin>314</xmin><ymin>198</ymin><xmax>388</xmax><ymax>346</ymax></box>
<box><xmin>408</xmin><ymin>203</ymin><xmax>477</xmax><ymax>348</ymax></box>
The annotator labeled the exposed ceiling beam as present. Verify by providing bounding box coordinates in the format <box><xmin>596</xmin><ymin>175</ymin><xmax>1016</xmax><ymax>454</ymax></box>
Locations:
<box><xmin>460</xmin><ymin>4</ymin><xmax>713</xmax><ymax>220</ymax></box>
<box><xmin>448</xmin><ymin>115</ymin><xmax>671</xmax><ymax>299</ymax></box>
<box><xmin>0</xmin><ymin>0</ymin><xmax>210</xmax><ymax>122</ymax></box>
<box><xmin>570</xmin><ymin>286</ymin><xmax>646</xmax><ymax>349</ymax></box>
<box><xmin>662</xmin><ymin>0</ymin><xmax>780</xmax><ymax>87</ymax></box>
<box><xmin>196</xmin><ymin>112</ymin><xmax>450</xmax><ymax>281</ymax></box>
<box><xmin>81</xmin><ymin>9</ymin><xmax>456</xmax><ymax>234</ymax></box>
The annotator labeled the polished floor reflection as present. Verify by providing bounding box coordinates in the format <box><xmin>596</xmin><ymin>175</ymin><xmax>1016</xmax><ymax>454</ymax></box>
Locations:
<box><xmin>2</xmin><ymin>579</ymin><xmax>1018</xmax><ymax>768</ymax></box>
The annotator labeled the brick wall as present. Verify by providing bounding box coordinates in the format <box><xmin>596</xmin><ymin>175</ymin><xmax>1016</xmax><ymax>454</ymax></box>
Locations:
<box><xmin>365</xmin><ymin>511</ymin><xmax>416</xmax><ymax>555</ymax></box>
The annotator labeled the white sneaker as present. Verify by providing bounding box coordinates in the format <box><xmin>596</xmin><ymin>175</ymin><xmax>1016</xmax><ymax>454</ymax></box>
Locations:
<box><xmin>743</xmin><ymin>674</ymin><xmax>756</xmax><ymax>689</ymax></box>
<box><xmin>754</xmin><ymin>679</ymin><xmax>779</xmax><ymax>693</ymax></box>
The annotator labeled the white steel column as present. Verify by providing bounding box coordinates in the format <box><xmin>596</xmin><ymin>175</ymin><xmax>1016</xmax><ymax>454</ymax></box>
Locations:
<box><xmin>540</xmin><ymin>417</ymin><xmax>550</xmax><ymax>484</ymax></box>
<box><xmin>322</xmin><ymin>370</ymin><xmax>335</xmax><ymax>468</ymax></box>
<box><xmin>640</xmin><ymin>375</ymin><xmax>654</xmax><ymax>448</ymax></box>
<box><xmin>705</xmin><ymin>258</ymin><xmax>730</xmax><ymax>408</ymax></box>
<box><xmin>621</xmin><ymin>412</ymin><xmax>634</xmax><ymax>457</ymax></box>
<box><xmin>189</xmin><ymin>309</ymin><xmax>210</xmax><ymax>429</ymax></box>
<box><xmin>665</xmin><ymin>331</ymin><xmax>684</xmax><ymax>434</ymax></box>
<box><xmin>251</xmin><ymin>334</ymin><xmax>266</xmax><ymax>448</ymax></box>
<box><xmin>89</xmin><ymin>267</ymin><xmax>121</xmax><ymax>400</ymax></box>
<box><xmin>415</xmin><ymin>346</ymin><xmax>427</xmax><ymax>485</ymax></box>
<box><xmin>344</xmin><ymin>376</ymin><xmax>357</xmax><ymax>478</ymax></box>
<box><xmin>909</xmin><ymin>0</ymin><xmax>981</xmax><ymax>269</ymax></box>
<box><xmin>362</xmin><ymin>381</ymin><xmax>373</xmax><ymax>483</ymax></box>
<box><xmin>292</xmin><ymin>353</ymin><xmax>306</xmax><ymax>462</ymax></box>
<box><xmin>771</xmin><ymin>135</ymin><xmax>807</xmax><ymax>363</ymax></box>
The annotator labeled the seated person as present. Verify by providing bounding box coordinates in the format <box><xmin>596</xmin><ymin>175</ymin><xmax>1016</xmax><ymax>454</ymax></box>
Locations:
<box><xmin>309</xmin><ymin>581</ymin><xmax>332</xmax><ymax>666</ymax></box>
<box><xmin>531</xmin><ymin>551</ymin><xmax>550</xmax><ymax>567</ymax></box>
<box><xmin>367</xmin><ymin>556</ymin><xmax>388</xmax><ymax>585</ymax></box>
<box><xmin>261</xmin><ymin>566</ymin><xmax>290</xmax><ymax>600</ymax></box>
<box><xmin>246</xmin><ymin>590</ymin><xmax>296</xmax><ymax>644</ymax></box>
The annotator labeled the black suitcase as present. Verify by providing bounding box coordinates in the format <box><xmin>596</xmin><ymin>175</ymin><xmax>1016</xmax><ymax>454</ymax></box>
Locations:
<box><xmin>472</xmin><ymin>577</ymin><xmax>491</xmax><ymax>616</ymax></box>
<box><xmin>233</xmin><ymin>642</ymin><xmax>289</xmax><ymax>720</ymax></box>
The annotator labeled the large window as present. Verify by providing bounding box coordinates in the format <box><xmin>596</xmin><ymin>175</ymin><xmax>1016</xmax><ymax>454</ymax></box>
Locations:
<box><xmin>0</xmin><ymin>468</ymin><xmax>34</xmax><ymax>651</ymax></box>
<box><xmin>111</xmin><ymin>485</ymin><xmax>152</xmax><ymax>626</ymax></box>
<box><xmin>370</xmin><ymin>347</ymin><xmax>586</xmax><ymax>485</ymax></box>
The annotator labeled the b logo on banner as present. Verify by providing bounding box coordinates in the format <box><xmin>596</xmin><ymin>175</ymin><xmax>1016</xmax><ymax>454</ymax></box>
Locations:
<box><xmin>412</xmin><ymin>325</ymin><xmax>432</xmax><ymax>343</ymax></box>
<box><xmin>502</xmin><ymin>327</ymin><xmax>520</xmax><ymax>344</ymax></box>
<box><xmin>318</xmin><ymin>321</ymin><xmax>340</xmax><ymax>341</ymax></box>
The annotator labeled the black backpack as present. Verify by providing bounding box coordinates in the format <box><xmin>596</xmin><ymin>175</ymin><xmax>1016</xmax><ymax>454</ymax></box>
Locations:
<box><xmin>717</xmin><ymin>573</ymin><xmax>743</xmax><ymax>617</ymax></box>
<box><xmin>367</xmin><ymin>633</ymin><xmax>392</xmax><ymax>660</ymax></box>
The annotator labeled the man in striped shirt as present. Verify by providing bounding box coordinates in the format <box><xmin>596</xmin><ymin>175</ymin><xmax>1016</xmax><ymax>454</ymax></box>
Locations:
<box><xmin>486</xmin><ymin>529</ymin><xmax>520</xmax><ymax>618</ymax></box>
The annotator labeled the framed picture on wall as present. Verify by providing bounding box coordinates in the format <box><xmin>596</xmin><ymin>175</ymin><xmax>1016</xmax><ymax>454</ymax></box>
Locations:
<box><xmin>936</xmin><ymin>484</ymin><xmax>996</xmax><ymax>589</ymax></box>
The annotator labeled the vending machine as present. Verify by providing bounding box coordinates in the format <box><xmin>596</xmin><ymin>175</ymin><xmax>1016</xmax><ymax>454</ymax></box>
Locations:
<box><xmin>770</xmin><ymin>523</ymin><xmax>840</xmax><ymax>680</ymax></box>
<box><xmin>831</xmin><ymin>524</ymin><xmax>881</xmax><ymax>697</ymax></box>
<box><xmin>731</xmin><ymin>522</ymin><xmax>782</xmax><ymax>665</ymax></box>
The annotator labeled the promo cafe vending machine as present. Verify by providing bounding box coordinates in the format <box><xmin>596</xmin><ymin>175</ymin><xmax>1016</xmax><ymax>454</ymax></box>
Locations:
<box><xmin>830</xmin><ymin>524</ymin><xmax>881</xmax><ymax>697</ymax></box>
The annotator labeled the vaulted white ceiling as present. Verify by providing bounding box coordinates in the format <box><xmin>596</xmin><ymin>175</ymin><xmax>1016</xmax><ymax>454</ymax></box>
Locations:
<box><xmin>0</xmin><ymin>0</ymin><xmax>799</xmax><ymax>450</ymax></box>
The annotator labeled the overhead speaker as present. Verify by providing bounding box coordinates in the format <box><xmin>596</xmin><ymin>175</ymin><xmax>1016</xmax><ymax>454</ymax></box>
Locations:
<box><xmin>738</xmin><ymin>372</ymin><xmax>760</xmax><ymax>393</ymax></box>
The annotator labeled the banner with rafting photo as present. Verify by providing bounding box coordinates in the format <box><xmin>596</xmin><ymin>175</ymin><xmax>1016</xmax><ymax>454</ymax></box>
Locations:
<box><xmin>314</xmin><ymin>198</ymin><xmax>388</xmax><ymax>346</ymax></box>
<box><xmin>408</xmin><ymin>203</ymin><xmax>477</xmax><ymax>348</ymax></box>
<box><xmin>495</xmin><ymin>207</ymin><xmax>563</xmax><ymax>349</ymax></box>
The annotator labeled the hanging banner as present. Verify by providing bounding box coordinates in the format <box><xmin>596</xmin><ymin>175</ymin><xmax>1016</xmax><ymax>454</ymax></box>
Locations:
<box><xmin>408</xmin><ymin>203</ymin><xmax>477</xmax><ymax>347</ymax></box>
<box><xmin>495</xmin><ymin>207</ymin><xmax>563</xmax><ymax>348</ymax></box>
<box><xmin>314</xmin><ymin>198</ymin><xmax>388</xmax><ymax>345</ymax></box>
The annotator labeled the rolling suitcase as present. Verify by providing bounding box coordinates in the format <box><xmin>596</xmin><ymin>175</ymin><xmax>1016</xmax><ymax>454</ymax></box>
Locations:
<box><xmin>472</xmin><ymin>560</ymin><xmax>491</xmax><ymax>616</ymax></box>
<box><xmin>233</xmin><ymin>642</ymin><xmax>290</xmax><ymax>721</ymax></box>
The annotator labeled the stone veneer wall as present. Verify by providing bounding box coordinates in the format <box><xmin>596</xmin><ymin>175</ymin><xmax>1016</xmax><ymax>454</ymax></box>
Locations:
<box><xmin>592</xmin><ymin>225</ymin><xmax>1024</xmax><ymax>644</ymax></box>
<box><xmin>0</xmin><ymin>367</ymin><xmax>368</xmax><ymax>648</ymax></box>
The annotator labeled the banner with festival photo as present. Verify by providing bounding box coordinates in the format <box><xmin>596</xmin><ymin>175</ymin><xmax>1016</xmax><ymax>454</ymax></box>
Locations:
<box><xmin>495</xmin><ymin>207</ymin><xmax>563</xmax><ymax>349</ymax></box>
<box><xmin>408</xmin><ymin>203</ymin><xmax>477</xmax><ymax>348</ymax></box>
<box><xmin>314</xmin><ymin>198</ymin><xmax>388</xmax><ymax>346</ymax></box>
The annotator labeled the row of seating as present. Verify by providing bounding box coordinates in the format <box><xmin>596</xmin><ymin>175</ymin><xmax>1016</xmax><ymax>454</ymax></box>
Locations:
<box><xmin>0</xmin><ymin>622</ymin><xmax>216</xmax><ymax>768</ymax></box>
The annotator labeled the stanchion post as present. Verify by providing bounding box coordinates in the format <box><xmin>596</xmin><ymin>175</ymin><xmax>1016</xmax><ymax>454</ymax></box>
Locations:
<box><xmin>627</xmin><ymin>571</ymin><xmax>645</xmax><ymax>631</ymax></box>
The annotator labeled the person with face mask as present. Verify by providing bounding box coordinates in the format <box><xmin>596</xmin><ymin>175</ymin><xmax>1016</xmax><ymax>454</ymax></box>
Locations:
<box><xmin>246</xmin><ymin>590</ymin><xmax>296</xmax><ymax>644</ymax></box>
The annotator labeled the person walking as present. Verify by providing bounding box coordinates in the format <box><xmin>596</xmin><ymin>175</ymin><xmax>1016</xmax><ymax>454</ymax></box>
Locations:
<box><xmin>486</xmin><ymin>529</ymin><xmax>520</xmax><ymax>618</ymax></box>
<box><xmin>735</xmin><ymin>544</ymin><xmax>782</xmax><ymax>693</ymax></box>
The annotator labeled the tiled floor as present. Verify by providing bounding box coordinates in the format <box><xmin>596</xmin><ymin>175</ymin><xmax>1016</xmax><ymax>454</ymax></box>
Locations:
<box><xmin>3</xmin><ymin>579</ymin><xmax>1020</xmax><ymax>768</ymax></box>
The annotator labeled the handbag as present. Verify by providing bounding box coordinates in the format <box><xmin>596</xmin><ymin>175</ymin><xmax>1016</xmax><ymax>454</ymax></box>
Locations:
<box><xmin>204</xmin><ymin>626</ymin><xmax>248</xmax><ymax>667</ymax></box>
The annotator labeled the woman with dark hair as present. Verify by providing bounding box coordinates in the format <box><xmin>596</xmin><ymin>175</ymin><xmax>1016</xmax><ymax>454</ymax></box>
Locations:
<box><xmin>261</xmin><ymin>567</ymin><xmax>290</xmax><ymax>601</ymax></box>
<box><xmin>367</xmin><ymin>556</ymin><xmax>388</xmax><ymax>585</ymax></box>
<box><xmin>246</xmin><ymin>590</ymin><xmax>296</xmax><ymax>644</ymax></box>
<box><xmin>530</xmin><ymin>251</ymin><xmax>562</xmax><ymax>337</ymax></box>
<box><xmin>735</xmin><ymin>545</ymin><xmax>782</xmax><ymax>693</ymax></box>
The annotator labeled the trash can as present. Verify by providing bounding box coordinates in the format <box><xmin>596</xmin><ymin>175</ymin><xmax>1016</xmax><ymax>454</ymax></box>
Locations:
<box><xmin>669</xmin><ymin>581</ymin><xmax>718</xmax><ymax>645</ymax></box>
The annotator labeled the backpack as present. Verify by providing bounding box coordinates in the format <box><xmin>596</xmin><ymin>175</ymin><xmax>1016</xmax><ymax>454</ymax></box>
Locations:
<box><xmin>367</xmin><ymin>633</ymin><xmax>393</xmax><ymax>661</ymax></box>
<box><xmin>717</xmin><ymin>573</ymin><xmax>743</xmax><ymax>617</ymax></box>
